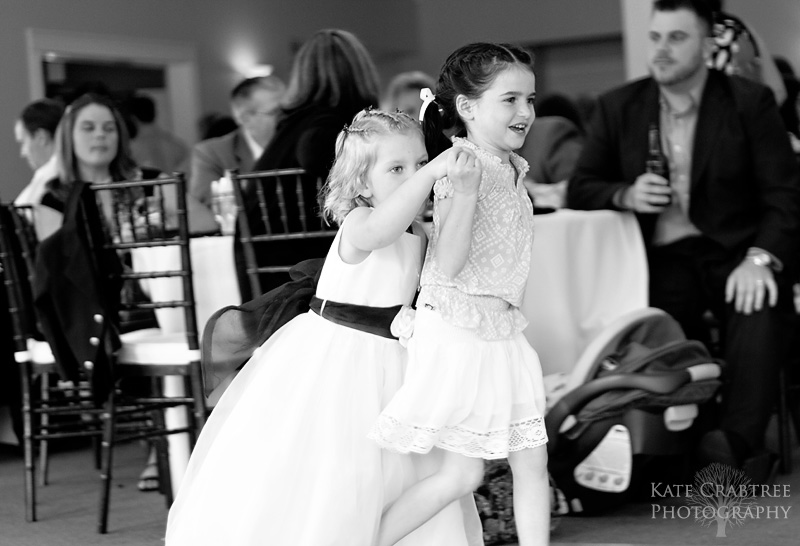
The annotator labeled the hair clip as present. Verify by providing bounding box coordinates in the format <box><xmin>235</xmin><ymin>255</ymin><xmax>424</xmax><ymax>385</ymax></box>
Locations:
<box><xmin>419</xmin><ymin>88</ymin><xmax>436</xmax><ymax>122</ymax></box>
<box><xmin>342</xmin><ymin>124</ymin><xmax>350</xmax><ymax>134</ymax></box>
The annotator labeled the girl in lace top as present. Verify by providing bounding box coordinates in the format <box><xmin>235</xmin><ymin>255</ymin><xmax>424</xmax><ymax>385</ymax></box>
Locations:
<box><xmin>370</xmin><ymin>43</ymin><xmax>550</xmax><ymax>546</ymax></box>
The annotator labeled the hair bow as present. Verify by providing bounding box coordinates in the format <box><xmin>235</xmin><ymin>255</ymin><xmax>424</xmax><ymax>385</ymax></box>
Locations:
<box><xmin>419</xmin><ymin>88</ymin><xmax>436</xmax><ymax>122</ymax></box>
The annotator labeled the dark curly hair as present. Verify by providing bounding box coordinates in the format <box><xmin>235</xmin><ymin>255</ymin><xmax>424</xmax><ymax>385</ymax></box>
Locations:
<box><xmin>421</xmin><ymin>42</ymin><xmax>534</xmax><ymax>157</ymax></box>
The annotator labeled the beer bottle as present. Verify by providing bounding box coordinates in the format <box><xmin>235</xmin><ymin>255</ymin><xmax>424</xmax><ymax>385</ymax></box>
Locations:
<box><xmin>646</xmin><ymin>123</ymin><xmax>671</xmax><ymax>205</ymax></box>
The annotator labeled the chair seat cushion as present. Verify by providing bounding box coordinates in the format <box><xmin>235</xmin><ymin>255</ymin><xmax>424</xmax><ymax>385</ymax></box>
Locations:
<box><xmin>118</xmin><ymin>329</ymin><xmax>200</xmax><ymax>364</ymax></box>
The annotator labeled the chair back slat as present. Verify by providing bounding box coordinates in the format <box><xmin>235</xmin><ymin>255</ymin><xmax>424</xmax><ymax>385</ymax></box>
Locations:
<box><xmin>0</xmin><ymin>206</ymin><xmax>30</xmax><ymax>353</ymax></box>
<box><xmin>294</xmin><ymin>172</ymin><xmax>308</xmax><ymax>232</ymax></box>
<box><xmin>10</xmin><ymin>205</ymin><xmax>38</xmax><ymax>286</ymax></box>
<box><xmin>255</xmin><ymin>180</ymin><xmax>273</xmax><ymax>236</ymax></box>
<box><xmin>0</xmin><ymin>205</ymin><xmax>43</xmax><ymax>353</ymax></box>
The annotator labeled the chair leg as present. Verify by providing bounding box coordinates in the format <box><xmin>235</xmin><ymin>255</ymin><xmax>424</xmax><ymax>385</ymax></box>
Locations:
<box><xmin>151</xmin><ymin>409</ymin><xmax>173</xmax><ymax>507</ymax></box>
<box><xmin>20</xmin><ymin>361</ymin><xmax>36</xmax><ymax>522</ymax></box>
<box><xmin>148</xmin><ymin>377</ymin><xmax>173</xmax><ymax>506</ymax></box>
<box><xmin>97</xmin><ymin>389</ymin><xmax>116</xmax><ymax>534</ymax></box>
<box><xmin>38</xmin><ymin>371</ymin><xmax>49</xmax><ymax>487</ymax></box>
<box><xmin>778</xmin><ymin>368</ymin><xmax>793</xmax><ymax>475</ymax></box>
<box><xmin>790</xmin><ymin>393</ymin><xmax>800</xmax><ymax>447</ymax></box>
<box><xmin>788</xmin><ymin>373</ymin><xmax>800</xmax><ymax>467</ymax></box>
<box><xmin>189</xmin><ymin>361</ymin><xmax>207</xmax><ymax>436</ymax></box>
<box><xmin>92</xmin><ymin>436</ymin><xmax>102</xmax><ymax>469</ymax></box>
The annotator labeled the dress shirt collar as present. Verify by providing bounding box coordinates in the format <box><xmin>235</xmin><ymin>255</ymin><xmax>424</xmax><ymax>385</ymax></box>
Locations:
<box><xmin>242</xmin><ymin>129</ymin><xmax>264</xmax><ymax>162</ymax></box>
<box><xmin>14</xmin><ymin>154</ymin><xmax>58</xmax><ymax>206</ymax></box>
<box><xmin>659</xmin><ymin>70</ymin><xmax>707</xmax><ymax>119</ymax></box>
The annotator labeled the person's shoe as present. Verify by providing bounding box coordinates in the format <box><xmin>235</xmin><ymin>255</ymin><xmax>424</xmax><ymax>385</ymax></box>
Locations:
<box><xmin>697</xmin><ymin>429</ymin><xmax>751</xmax><ymax>468</ymax></box>
<box><xmin>137</xmin><ymin>462</ymin><xmax>159</xmax><ymax>492</ymax></box>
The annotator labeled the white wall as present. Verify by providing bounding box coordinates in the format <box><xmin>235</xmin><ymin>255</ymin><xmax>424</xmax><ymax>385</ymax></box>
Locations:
<box><xmin>414</xmin><ymin>0</ymin><xmax>622</xmax><ymax>78</ymax></box>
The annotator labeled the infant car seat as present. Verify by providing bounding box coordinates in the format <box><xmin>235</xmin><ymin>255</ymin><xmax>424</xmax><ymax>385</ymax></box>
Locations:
<box><xmin>544</xmin><ymin>307</ymin><xmax>722</xmax><ymax>514</ymax></box>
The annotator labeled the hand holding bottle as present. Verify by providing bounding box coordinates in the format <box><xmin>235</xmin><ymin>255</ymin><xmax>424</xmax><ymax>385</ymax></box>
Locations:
<box><xmin>619</xmin><ymin>124</ymin><xmax>672</xmax><ymax>213</ymax></box>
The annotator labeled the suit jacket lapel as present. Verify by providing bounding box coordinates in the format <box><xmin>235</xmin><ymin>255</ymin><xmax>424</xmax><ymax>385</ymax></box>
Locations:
<box><xmin>233</xmin><ymin>129</ymin><xmax>256</xmax><ymax>172</ymax></box>
<box><xmin>692</xmin><ymin>72</ymin><xmax>727</xmax><ymax>186</ymax></box>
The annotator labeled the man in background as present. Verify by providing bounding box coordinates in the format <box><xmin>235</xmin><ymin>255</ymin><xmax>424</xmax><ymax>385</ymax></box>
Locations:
<box><xmin>128</xmin><ymin>94</ymin><xmax>189</xmax><ymax>175</ymax></box>
<box><xmin>189</xmin><ymin>75</ymin><xmax>286</xmax><ymax>210</ymax></box>
<box><xmin>13</xmin><ymin>98</ymin><xmax>64</xmax><ymax>205</ymax></box>
<box><xmin>567</xmin><ymin>0</ymin><xmax>800</xmax><ymax>477</ymax></box>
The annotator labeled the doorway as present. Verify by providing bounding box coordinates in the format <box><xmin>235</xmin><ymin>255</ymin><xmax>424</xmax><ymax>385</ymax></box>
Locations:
<box><xmin>25</xmin><ymin>27</ymin><xmax>200</xmax><ymax>144</ymax></box>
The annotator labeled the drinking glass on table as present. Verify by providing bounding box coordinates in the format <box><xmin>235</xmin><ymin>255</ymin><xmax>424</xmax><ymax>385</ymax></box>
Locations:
<box><xmin>211</xmin><ymin>176</ymin><xmax>237</xmax><ymax>236</ymax></box>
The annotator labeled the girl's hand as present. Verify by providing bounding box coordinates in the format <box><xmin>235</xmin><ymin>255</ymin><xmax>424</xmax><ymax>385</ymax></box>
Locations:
<box><xmin>447</xmin><ymin>147</ymin><xmax>481</xmax><ymax>196</ymax></box>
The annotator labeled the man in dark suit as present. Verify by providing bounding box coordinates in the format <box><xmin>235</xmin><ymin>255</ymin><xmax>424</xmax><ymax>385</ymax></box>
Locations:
<box><xmin>188</xmin><ymin>75</ymin><xmax>285</xmax><ymax>210</ymax></box>
<box><xmin>567</xmin><ymin>0</ymin><xmax>800</xmax><ymax>471</ymax></box>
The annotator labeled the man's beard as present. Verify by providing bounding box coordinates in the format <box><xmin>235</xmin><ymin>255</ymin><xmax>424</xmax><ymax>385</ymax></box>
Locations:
<box><xmin>649</xmin><ymin>55</ymin><xmax>704</xmax><ymax>87</ymax></box>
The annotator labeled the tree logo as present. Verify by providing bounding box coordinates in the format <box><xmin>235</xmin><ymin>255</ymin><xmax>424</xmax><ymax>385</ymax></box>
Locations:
<box><xmin>687</xmin><ymin>463</ymin><xmax>756</xmax><ymax>537</ymax></box>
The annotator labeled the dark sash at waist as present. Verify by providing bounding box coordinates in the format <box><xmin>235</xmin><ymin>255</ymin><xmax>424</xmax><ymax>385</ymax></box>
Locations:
<box><xmin>309</xmin><ymin>296</ymin><xmax>401</xmax><ymax>340</ymax></box>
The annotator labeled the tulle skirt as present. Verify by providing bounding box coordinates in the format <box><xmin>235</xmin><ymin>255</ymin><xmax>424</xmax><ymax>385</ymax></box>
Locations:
<box><xmin>165</xmin><ymin>311</ymin><xmax>482</xmax><ymax>546</ymax></box>
<box><xmin>371</xmin><ymin>307</ymin><xmax>548</xmax><ymax>460</ymax></box>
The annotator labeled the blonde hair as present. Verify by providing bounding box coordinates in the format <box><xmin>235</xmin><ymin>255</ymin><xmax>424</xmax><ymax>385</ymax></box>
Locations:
<box><xmin>322</xmin><ymin>108</ymin><xmax>422</xmax><ymax>225</ymax></box>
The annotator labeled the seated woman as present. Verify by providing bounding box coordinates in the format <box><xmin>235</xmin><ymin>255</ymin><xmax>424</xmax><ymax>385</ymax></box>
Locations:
<box><xmin>38</xmin><ymin>93</ymin><xmax>215</xmax><ymax>239</ymax></box>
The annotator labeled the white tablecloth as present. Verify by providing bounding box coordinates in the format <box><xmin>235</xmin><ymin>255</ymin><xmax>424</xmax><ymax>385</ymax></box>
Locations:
<box><xmin>131</xmin><ymin>235</ymin><xmax>241</xmax><ymax>335</ymax></box>
<box><xmin>130</xmin><ymin>235</ymin><xmax>241</xmax><ymax>492</ymax></box>
<box><xmin>521</xmin><ymin>209</ymin><xmax>649</xmax><ymax>377</ymax></box>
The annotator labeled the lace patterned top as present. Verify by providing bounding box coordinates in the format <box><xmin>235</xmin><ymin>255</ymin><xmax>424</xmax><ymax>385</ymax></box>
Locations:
<box><xmin>417</xmin><ymin>137</ymin><xmax>534</xmax><ymax>340</ymax></box>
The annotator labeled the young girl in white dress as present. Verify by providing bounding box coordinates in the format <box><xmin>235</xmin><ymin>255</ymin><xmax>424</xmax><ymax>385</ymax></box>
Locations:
<box><xmin>164</xmin><ymin>109</ymin><xmax>484</xmax><ymax>546</ymax></box>
<box><xmin>370</xmin><ymin>43</ymin><xmax>550</xmax><ymax>546</ymax></box>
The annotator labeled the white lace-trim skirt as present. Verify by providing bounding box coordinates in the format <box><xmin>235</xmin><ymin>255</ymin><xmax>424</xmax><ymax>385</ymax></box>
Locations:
<box><xmin>370</xmin><ymin>307</ymin><xmax>548</xmax><ymax>460</ymax></box>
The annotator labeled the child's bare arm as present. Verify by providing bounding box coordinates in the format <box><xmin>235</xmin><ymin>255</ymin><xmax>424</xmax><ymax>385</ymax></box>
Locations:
<box><xmin>433</xmin><ymin>148</ymin><xmax>482</xmax><ymax>279</ymax></box>
<box><xmin>343</xmin><ymin>149</ymin><xmax>451</xmax><ymax>258</ymax></box>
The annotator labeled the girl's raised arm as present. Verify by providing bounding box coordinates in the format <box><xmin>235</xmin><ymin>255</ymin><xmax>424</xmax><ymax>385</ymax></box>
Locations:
<box><xmin>431</xmin><ymin>148</ymin><xmax>482</xmax><ymax>279</ymax></box>
<box><xmin>344</xmin><ymin>149</ymin><xmax>451</xmax><ymax>253</ymax></box>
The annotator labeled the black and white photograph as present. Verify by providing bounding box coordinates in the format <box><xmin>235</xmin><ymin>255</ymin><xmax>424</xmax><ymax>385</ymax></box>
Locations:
<box><xmin>0</xmin><ymin>1</ymin><xmax>798</xmax><ymax>545</ymax></box>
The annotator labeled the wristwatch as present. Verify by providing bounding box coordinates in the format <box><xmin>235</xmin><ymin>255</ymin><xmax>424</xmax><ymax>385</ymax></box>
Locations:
<box><xmin>747</xmin><ymin>252</ymin><xmax>773</xmax><ymax>269</ymax></box>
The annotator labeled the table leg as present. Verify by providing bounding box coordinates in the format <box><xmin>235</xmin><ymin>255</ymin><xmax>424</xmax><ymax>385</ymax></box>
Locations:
<box><xmin>163</xmin><ymin>376</ymin><xmax>191</xmax><ymax>495</ymax></box>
